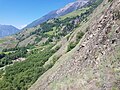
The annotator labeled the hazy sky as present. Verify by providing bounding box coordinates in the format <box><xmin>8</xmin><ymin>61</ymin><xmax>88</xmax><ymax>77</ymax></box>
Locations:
<box><xmin>0</xmin><ymin>0</ymin><xmax>75</xmax><ymax>29</ymax></box>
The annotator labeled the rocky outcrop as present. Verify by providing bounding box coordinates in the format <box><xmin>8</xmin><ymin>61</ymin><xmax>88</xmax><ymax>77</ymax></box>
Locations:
<box><xmin>29</xmin><ymin>0</ymin><xmax>120</xmax><ymax>90</ymax></box>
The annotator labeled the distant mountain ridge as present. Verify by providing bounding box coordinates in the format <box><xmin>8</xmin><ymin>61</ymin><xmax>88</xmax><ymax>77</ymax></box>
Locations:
<box><xmin>25</xmin><ymin>0</ymin><xmax>90</xmax><ymax>28</ymax></box>
<box><xmin>0</xmin><ymin>25</ymin><xmax>20</xmax><ymax>38</ymax></box>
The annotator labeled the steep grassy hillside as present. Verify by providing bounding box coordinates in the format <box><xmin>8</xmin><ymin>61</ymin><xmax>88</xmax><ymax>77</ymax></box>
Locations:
<box><xmin>0</xmin><ymin>36</ymin><xmax>18</xmax><ymax>52</ymax></box>
<box><xmin>29</xmin><ymin>0</ymin><xmax>120</xmax><ymax>90</ymax></box>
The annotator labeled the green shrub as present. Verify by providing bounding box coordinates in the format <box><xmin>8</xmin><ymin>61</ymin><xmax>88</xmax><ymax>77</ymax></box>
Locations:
<box><xmin>54</xmin><ymin>45</ymin><xmax>61</xmax><ymax>51</ymax></box>
<box><xmin>114</xmin><ymin>10</ymin><xmax>120</xmax><ymax>20</ymax></box>
<box><xmin>0</xmin><ymin>53</ymin><xmax>5</xmax><ymax>59</ymax></box>
<box><xmin>76</xmin><ymin>32</ymin><xmax>84</xmax><ymax>42</ymax></box>
<box><xmin>0</xmin><ymin>69</ymin><xmax>4</xmax><ymax>78</ymax></box>
<box><xmin>67</xmin><ymin>32</ymin><xmax>84</xmax><ymax>52</ymax></box>
<box><xmin>45</xmin><ymin>56</ymin><xmax>59</xmax><ymax>70</ymax></box>
<box><xmin>35</xmin><ymin>37</ymin><xmax>42</xmax><ymax>43</ymax></box>
<box><xmin>67</xmin><ymin>42</ymin><xmax>77</xmax><ymax>52</ymax></box>
<box><xmin>67</xmin><ymin>34</ymin><xmax>71</xmax><ymax>41</ymax></box>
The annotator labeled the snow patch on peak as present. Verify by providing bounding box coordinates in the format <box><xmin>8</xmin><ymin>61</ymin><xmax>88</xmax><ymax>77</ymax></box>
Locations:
<box><xmin>56</xmin><ymin>0</ymin><xmax>89</xmax><ymax>15</ymax></box>
<box><xmin>56</xmin><ymin>2</ymin><xmax>75</xmax><ymax>14</ymax></box>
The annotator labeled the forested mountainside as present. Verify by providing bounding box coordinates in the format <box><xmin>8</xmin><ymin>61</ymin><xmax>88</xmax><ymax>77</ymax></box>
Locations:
<box><xmin>0</xmin><ymin>0</ymin><xmax>102</xmax><ymax>51</ymax></box>
<box><xmin>0</xmin><ymin>0</ymin><xmax>120</xmax><ymax>90</ymax></box>
<box><xmin>25</xmin><ymin>0</ymin><xmax>90</xmax><ymax>28</ymax></box>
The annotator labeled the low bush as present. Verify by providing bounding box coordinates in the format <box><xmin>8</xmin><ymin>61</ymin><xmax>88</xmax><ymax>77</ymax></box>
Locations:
<box><xmin>76</xmin><ymin>32</ymin><xmax>84</xmax><ymax>42</ymax></box>
<box><xmin>67</xmin><ymin>42</ymin><xmax>77</xmax><ymax>52</ymax></box>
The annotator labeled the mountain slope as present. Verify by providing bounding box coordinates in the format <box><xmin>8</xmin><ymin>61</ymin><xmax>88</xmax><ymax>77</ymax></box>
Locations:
<box><xmin>0</xmin><ymin>0</ymin><xmax>104</xmax><ymax>89</ymax></box>
<box><xmin>0</xmin><ymin>0</ymin><xmax>100</xmax><ymax>53</ymax></box>
<box><xmin>29</xmin><ymin>0</ymin><xmax>120</xmax><ymax>90</ymax></box>
<box><xmin>25</xmin><ymin>0</ymin><xmax>90</xmax><ymax>28</ymax></box>
<box><xmin>0</xmin><ymin>0</ymin><xmax>120</xmax><ymax>90</ymax></box>
<box><xmin>0</xmin><ymin>25</ymin><xmax>20</xmax><ymax>38</ymax></box>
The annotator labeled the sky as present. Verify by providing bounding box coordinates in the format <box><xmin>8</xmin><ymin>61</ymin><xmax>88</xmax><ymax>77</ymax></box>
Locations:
<box><xmin>0</xmin><ymin>0</ymin><xmax>75</xmax><ymax>29</ymax></box>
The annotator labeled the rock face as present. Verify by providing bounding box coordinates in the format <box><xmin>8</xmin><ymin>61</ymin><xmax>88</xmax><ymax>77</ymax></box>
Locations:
<box><xmin>29</xmin><ymin>0</ymin><xmax>120</xmax><ymax>90</ymax></box>
<box><xmin>0</xmin><ymin>25</ymin><xmax>20</xmax><ymax>38</ymax></box>
<box><xmin>25</xmin><ymin>0</ymin><xmax>90</xmax><ymax>28</ymax></box>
